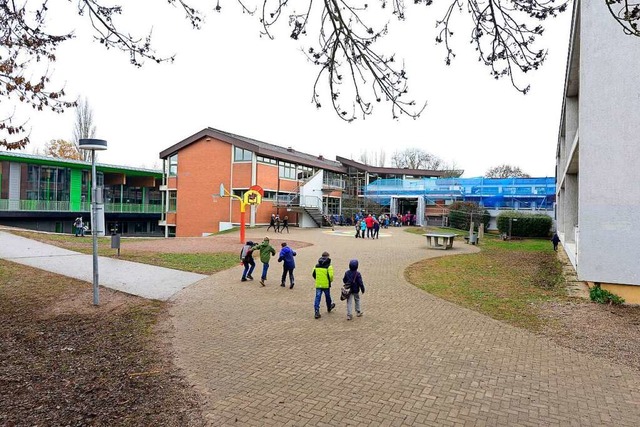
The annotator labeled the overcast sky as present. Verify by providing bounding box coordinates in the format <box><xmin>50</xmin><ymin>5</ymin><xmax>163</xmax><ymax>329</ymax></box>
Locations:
<box><xmin>11</xmin><ymin>1</ymin><xmax>572</xmax><ymax>177</ymax></box>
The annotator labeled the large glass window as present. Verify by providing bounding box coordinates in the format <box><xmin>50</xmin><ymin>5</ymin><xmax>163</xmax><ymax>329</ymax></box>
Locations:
<box><xmin>168</xmin><ymin>190</ymin><xmax>177</xmax><ymax>212</ymax></box>
<box><xmin>148</xmin><ymin>189</ymin><xmax>161</xmax><ymax>205</ymax></box>
<box><xmin>25</xmin><ymin>165</ymin><xmax>70</xmax><ymax>202</ymax></box>
<box><xmin>279</xmin><ymin>162</ymin><xmax>296</xmax><ymax>179</ymax></box>
<box><xmin>234</xmin><ymin>147</ymin><xmax>252</xmax><ymax>162</ymax></box>
<box><xmin>169</xmin><ymin>154</ymin><xmax>178</xmax><ymax>176</ymax></box>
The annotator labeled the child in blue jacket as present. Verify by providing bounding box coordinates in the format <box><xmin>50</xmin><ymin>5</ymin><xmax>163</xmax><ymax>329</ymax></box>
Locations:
<box><xmin>278</xmin><ymin>242</ymin><xmax>297</xmax><ymax>289</ymax></box>
<box><xmin>342</xmin><ymin>259</ymin><xmax>365</xmax><ymax>320</ymax></box>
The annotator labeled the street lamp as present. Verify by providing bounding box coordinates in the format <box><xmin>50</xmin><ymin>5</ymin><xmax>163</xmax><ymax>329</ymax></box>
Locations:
<box><xmin>79</xmin><ymin>138</ymin><xmax>108</xmax><ymax>305</ymax></box>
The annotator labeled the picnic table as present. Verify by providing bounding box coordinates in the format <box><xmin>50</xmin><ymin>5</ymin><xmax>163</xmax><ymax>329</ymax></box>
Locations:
<box><xmin>423</xmin><ymin>233</ymin><xmax>457</xmax><ymax>250</ymax></box>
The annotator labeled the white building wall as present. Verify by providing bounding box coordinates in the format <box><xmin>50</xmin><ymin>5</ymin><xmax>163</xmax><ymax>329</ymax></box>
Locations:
<box><xmin>576</xmin><ymin>1</ymin><xmax>640</xmax><ymax>285</ymax></box>
<box><xmin>298</xmin><ymin>170</ymin><xmax>324</xmax><ymax>228</ymax></box>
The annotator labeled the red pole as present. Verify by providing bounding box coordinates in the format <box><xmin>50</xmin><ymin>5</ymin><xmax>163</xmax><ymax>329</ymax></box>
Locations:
<box><xmin>240</xmin><ymin>207</ymin><xmax>246</xmax><ymax>243</ymax></box>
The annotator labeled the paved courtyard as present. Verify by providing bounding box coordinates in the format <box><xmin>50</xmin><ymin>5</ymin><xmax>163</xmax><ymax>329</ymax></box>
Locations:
<box><xmin>170</xmin><ymin>227</ymin><xmax>640</xmax><ymax>426</ymax></box>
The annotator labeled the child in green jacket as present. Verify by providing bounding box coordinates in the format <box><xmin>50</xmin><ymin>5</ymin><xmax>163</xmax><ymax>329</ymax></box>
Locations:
<box><xmin>312</xmin><ymin>251</ymin><xmax>335</xmax><ymax>319</ymax></box>
<box><xmin>253</xmin><ymin>237</ymin><xmax>276</xmax><ymax>286</ymax></box>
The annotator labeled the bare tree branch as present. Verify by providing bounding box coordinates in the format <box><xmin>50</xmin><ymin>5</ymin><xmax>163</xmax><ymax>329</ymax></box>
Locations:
<box><xmin>606</xmin><ymin>0</ymin><xmax>640</xmax><ymax>36</ymax></box>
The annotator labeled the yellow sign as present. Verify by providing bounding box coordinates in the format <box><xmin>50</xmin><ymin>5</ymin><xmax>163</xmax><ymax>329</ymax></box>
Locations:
<box><xmin>243</xmin><ymin>189</ymin><xmax>262</xmax><ymax>206</ymax></box>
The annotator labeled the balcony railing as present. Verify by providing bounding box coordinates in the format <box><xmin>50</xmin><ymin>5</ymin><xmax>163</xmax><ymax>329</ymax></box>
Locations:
<box><xmin>273</xmin><ymin>194</ymin><xmax>322</xmax><ymax>210</ymax></box>
<box><xmin>0</xmin><ymin>199</ymin><xmax>162</xmax><ymax>214</ymax></box>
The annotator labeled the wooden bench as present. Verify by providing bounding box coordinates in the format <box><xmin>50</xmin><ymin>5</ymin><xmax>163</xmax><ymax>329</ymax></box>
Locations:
<box><xmin>423</xmin><ymin>233</ymin><xmax>457</xmax><ymax>250</ymax></box>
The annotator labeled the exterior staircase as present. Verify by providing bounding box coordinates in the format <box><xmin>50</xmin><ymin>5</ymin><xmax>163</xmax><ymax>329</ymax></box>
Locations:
<box><xmin>302</xmin><ymin>206</ymin><xmax>324</xmax><ymax>227</ymax></box>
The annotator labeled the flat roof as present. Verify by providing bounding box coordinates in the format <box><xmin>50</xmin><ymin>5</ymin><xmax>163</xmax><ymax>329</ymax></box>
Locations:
<box><xmin>0</xmin><ymin>151</ymin><xmax>162</xmax><ymax>177</ymax></box>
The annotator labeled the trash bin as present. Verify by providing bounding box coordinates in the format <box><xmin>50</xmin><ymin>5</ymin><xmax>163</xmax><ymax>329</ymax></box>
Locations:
<box><xmin>469</xmin><ymin>233</ymin><xmax>478</xmax><ymax>245</ymax></box>
<box><xmin>111</xmin><ymin>233</ymin><xmax>121</xmax><ymax>255</ymax></box>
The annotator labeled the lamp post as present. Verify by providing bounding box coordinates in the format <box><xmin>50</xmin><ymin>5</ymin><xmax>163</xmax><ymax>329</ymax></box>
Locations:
<box><xmin>79</xmin><ymin>139</ymin><xmax>108</xmax><ymax>305</ymax></box>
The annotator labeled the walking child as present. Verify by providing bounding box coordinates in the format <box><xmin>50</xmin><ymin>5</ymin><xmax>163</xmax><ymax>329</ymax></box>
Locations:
<box><xmin>281</xmin><ymin>215</ymin><xmax>290</xmax><ymax>233</ymax></box>
<box><xmin>253</xmin><ymin>236</ymin><xmax>276</xmax><ymax>286</ymax></box>
<box><xmin>240</xmin><ymin>241</ymin><xmax>256</xmax><ymax>282</ymax></box>
<box><xmin>312</xmin><ymin>251</ymin><xmax>335</xmax><ymax>319</ymax></box>
<box><xmin>266</xmin><ymin>214</ymin><xmax>276</xmax><ymax>232</ymax></box>
<box><xmin>342</xmin><ymin>259</ymin><xmax>365</xmax><ymax>320</ymax></box>
<box><xmin>278</xmin><ymin>242</ymin><xmax>296</xmax><ymax>288</ymax></box>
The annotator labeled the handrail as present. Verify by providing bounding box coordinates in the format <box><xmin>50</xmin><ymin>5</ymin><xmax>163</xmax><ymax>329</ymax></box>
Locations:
<box><xmin>273</xmin><ymin>194</ymin><xmax>322</xmax><ymax>210</ymax></box>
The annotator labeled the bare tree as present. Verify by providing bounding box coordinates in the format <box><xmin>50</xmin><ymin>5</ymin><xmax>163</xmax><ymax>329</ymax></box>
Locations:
<box><xmin>485</xmin><ymin>164</ymin><xmax>530</xmax><ymax>178</ymax></box>
<box><xmin>391</xmin><ymin>148</ymin><xmax>444</xmax><ymax>170</ymax></box>
<box><xmin>2</xmin><ymin>1</ymin><xmax>639</xmax><ymax>149</ymax></box>
<box><xmin>72</xmin><ymin>98</ymin><xmax>97</xmax><ymax>161</ymax></box>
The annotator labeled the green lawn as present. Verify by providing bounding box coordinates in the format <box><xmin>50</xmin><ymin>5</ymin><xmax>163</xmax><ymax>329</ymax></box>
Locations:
<box><xmin>405</xmin><ymin>226</ymin><xmax>565</xmax><ymax>331</ymax></box>
<box><xmin>8</xmin><ymin>231</ymin><xmax>238</xmax><ymax>275</ymax></box>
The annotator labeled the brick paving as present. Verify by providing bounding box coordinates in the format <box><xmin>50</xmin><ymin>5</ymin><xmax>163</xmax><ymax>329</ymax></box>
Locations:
<box><xmin>170</xmin><ymin>227</ymin><xmax>640</xmax><ymax>426</ymax></box>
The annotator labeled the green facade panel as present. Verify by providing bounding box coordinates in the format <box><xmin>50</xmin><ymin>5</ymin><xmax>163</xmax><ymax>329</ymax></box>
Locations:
<box><xmin>70</xmin><ymin>169</ymin><xmax>82</xmax><ymax>211</ymax></box>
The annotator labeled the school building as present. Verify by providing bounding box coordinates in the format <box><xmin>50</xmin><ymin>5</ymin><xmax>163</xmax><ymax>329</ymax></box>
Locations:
<box><xmin>0</xmin><ymin>151</ymin><xmax>163</xmax><ymax>235</ymax></box>
<box><xmin>158</xmin><ymin>127</ymin><xmax>556</xmax><ymax>237</ymax></box>
<box><xmin>555</xmin><ymin>0</ymin><xmax>640</xmax><ymax>301</ymax></box>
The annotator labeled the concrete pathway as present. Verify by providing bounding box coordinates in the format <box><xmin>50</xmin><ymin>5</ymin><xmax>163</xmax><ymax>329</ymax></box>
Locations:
<box><xmin>171</xmin><ymin>227</ymin><xmax>640</xmax><ymax>426</ymax></box>
<box><xmin>0</xmin><ymin>231</ymin><xmax>206</xmax><ymax>300</ymax></box>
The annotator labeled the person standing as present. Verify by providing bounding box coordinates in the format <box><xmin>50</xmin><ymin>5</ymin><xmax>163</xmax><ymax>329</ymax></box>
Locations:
<box><xmin>355</xmin><ymin>219</ymin><xmax>361</xmax><ymax>238</ymax></box>
<box><xmin>74</xmin><ymin>217</ymin><xmax>84</xmax><ymax>237</ymax></box>
<box><xmin>274</xmin><ymin>214</ymin><xmax>281</xmax><ymax>233</ymax></box>
<box><xmin>365</xmin><ymin>214</ymin><xmax>375</xmax><ymax>238</ymax></box>
<box><xmin>240</xmin><ymin>241</ymin><xmax>256</xmax><ymax>282</ymax></box>
<box><xmin>373</xmin><ymin>217</ymin><xmax>380</xmax><ymax>239</ymax></box>
<box><xmin>254</xmin><ymin>237</ymin><xmax>276</xmax><ymax>286</ymax></box>
<box><xmin>342</xmin><ymin>259</ymin><xmax>366</xmax><ymax>320</ymax></box>
<box><xmin>312</xmin><ymin>251</ymin><xmax>335</xmax><ymax>319</ymax></box>
<box><xmin>266</xmin><ymin>214</ymin><xmax>276</xmax><ymax>232</ymax></box>
<box><xmin>278</xmin><ymin>242</ymin><xmax>296</xmax><ymax>288</ymax></box>
<box><xmin>359</xmin><ymin>218</ymin><xmax>366</xmax><ymax>239</ymax></box>
<box><xmin>281</xmin><ymin>215</ymin><xmax>290</xmax><ymax>233</ymax></box>
<box><xmin>551</xmin><ymin>232</ymin><xmax>561</xmax><ymax>252</ymax></box>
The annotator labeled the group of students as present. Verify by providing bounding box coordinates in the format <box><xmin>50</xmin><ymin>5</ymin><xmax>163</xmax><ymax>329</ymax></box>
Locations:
<box><xmin>266</xmin><ymin>214</ymin><xmax>289</xmax><ymax>233</ymax></box>
<box><xmin>240</xmin><ymin>237</ymin><xmax>366</xmax><ymax>320</ymax></box>
<box><xmin>354</xmin><ymin>214</ymin><xmax>381</xmax><ymax>239</ymax></box>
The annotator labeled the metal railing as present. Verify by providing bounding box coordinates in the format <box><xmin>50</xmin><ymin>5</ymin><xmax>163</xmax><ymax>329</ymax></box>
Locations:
<box><xmin>274</xmin><ymin>194</ymin><xmax>322</xmax><ymax>210</ymax></box>
<box><xmin>0</xmin><ymin>199</ymin><xmax>162</xmax><ymax>214</ymax></box>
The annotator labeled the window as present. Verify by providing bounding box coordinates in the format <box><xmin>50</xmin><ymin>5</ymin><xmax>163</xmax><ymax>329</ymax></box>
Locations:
<box><xmin>168</xmin><ymin>190</ymin><xmax>177</xmax><ymax>212</ymax></box>
<box><xmin>263</xmin><ymin>190</ymin><xmax>277</xmax><ymax>200</ymax></box>
<box><xmin>279</xmin><ymin>162</ymin><xmax>296</xmax><ymax>179</ymax></box>
<box><xmin>257</xmin><ymin>156</ymin><xmax>277</xmax><ymax>165</ymax></box>
<box><xmin>232</xmin><ymin>189</ymin><xmax>247</xmax><ymax>198</ymax></box>
<box><xmin>169</xmin><ymin>154</ymin><xmax>178</xmax><ymax>176</ymax></box>
<box><xmin>297</xmin><ymin>165</ymin><xmax>314</xmax><ymax>180</ymax></box>
<box><xmin>234</xmin><ymin>147</ymin><xmax>252</xmax><ymax>162</ymax></box>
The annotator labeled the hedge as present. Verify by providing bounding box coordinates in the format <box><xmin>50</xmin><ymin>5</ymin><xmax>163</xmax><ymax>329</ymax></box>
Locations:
<box><xmin>496</xmin><ymin>211</ymin><xmax>553</xmax><ymax>237</ymax></box>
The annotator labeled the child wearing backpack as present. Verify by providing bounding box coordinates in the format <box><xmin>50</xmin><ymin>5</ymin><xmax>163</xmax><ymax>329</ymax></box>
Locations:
<box><xmin>342</xmin><ymin>259</ymin><xmax>365</xmax><ymax>320</ymax></box>
<box><xmin>240</xmin><ymin>241</ymin><xmax>256</xmax><ymax>282</ymax></box>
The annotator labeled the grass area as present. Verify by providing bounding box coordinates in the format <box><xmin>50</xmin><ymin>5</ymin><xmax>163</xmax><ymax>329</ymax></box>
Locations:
<box><xmin>0</xmin><ymin>259</ymin><xmax>201</xmax><ymax>426</ymax></box>
<box><xmin>405</xmin><ymin>226</ymin><xmax>565</xmax><ymax>331</ymax></box>
<box><xmin>9</xmin><ymin>230</ymin><xmax>238</xmax><ymax>275</ymax></box>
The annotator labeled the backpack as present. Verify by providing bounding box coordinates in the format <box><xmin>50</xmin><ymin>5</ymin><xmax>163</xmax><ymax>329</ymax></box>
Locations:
<box><xmin>340</xmin><ymin>271</ymin><xmax>359</xmax><ymax>301</ymax></box>
<box><xmin>240</xmin><ymin>245</ymin><xmax>253</xmax><ymax>261</ymax></box>
<box><xmin>340</xmin><ymin>285</ymin><xmax>351</xmax><ymax>301</ymax></box>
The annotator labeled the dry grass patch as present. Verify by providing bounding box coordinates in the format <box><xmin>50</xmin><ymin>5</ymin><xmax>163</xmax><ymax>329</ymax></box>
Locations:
<box><xmin>0</xmin><ymin>260</ymin><xmax>204</xmax><ymax>426</ymax></box>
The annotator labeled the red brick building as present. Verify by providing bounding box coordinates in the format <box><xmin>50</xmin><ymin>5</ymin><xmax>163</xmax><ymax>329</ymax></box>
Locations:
<box><xmin>158</xmin><ymin>128</ymin><xmax>347</xmax><ymax>237</ymax></box>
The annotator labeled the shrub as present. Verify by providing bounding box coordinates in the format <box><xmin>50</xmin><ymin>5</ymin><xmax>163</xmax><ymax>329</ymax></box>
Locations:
<box><xmin>589</xmin><ymin>285</ymin><xmax>625</xmax><ymax>305</ymax></box>
<box><xmin>496</xmin><ymin>211</ymin><xmax>552</xmax><ymax>237</ymax></box>
<box><xmin>448</xmin><ymin>201</ymin><xmax>490</xmax><ymax>231</ymax></box>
